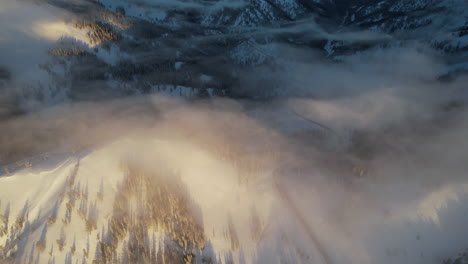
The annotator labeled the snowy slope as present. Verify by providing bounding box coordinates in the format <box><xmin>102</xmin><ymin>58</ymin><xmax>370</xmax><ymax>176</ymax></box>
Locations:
<box><xmin>0</xmin><ymin>138</ymin><xmax>319</xmax><ymax>264</ymax></box>
<box><xmin>2</xmin><ymin>136</ymin><xmax>468</xmax><ymax>264</ymax></box>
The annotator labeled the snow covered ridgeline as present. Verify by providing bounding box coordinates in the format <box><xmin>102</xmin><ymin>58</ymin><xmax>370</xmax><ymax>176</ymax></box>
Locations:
<box><xmin>0</xmin><ymin>138</ymin><xmax>279</xmax><ymax>264</ymax></box>
<box><xmin>1</xmin><ymin>133</ymin><xmax>468</xmax><ymax>264</ymax></box>
<box><xmin>0</xmin><ymin>159</ymin><xmax>206</xmax><ymax>263</ymax></box>
<box><xmin>97</xmin><ymin>0</ymin><xmax>326</xmax><ymax>26</ymax></box>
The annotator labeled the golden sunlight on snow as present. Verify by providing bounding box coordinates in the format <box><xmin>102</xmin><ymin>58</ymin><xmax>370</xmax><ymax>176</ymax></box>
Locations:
<box><xmin>32</xmin><ymin>21</ymin><xmax>95</xmax><ymax>46</ymax></box>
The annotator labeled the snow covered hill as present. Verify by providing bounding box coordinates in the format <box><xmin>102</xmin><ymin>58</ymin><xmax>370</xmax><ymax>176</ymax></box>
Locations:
<box><xmin>1</xmin><ymin>134</ymin><xmax>468</xmax><ymax>264</ymax></box>
<box><xmin>0</xmin><ymin>138</ymin><xmax>324</xmax><ymax>264</ymax></box>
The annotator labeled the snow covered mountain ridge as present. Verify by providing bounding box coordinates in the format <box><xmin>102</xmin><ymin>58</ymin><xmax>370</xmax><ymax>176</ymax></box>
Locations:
<box><xmin>1</xmin><ymin>0</ymin><xmax>467</xmax><ymax>110</ymax></box>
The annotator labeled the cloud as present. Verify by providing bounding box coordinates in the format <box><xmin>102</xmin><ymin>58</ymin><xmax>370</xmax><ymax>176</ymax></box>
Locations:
<box><xmin>1</xmin><ymin>84</ymin><xmax>468</xmax><ymax>263</ymax></box>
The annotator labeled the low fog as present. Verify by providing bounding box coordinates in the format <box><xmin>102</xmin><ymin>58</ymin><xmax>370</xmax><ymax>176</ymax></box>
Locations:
<box><xmin>1</xmin><ymin>1</ymin><xmax>468</xmax><ymax>264</ymax></box>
